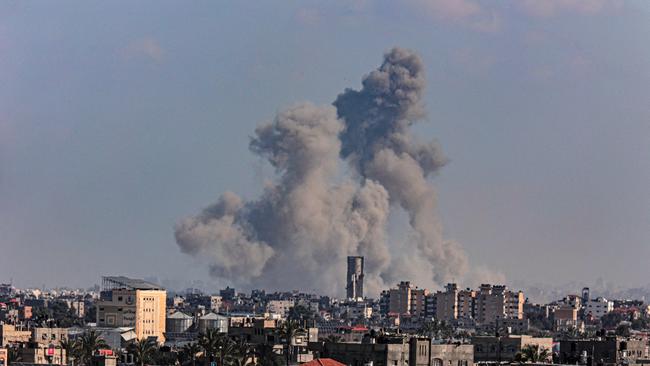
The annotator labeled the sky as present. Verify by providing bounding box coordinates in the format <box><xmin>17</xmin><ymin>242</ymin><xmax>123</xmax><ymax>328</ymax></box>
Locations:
<box><xmin>1</xmin><ymin>1</ymin><xmax>649</xmax><ymax>294</ymax></box>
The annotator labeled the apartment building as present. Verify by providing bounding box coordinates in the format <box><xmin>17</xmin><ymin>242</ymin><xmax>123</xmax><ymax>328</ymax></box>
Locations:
<box><xmin>475</xmin><ymin>284</ymin><xmax>524</xmax><ymax>324</ymax></box>
<box><xmin>434</xmin><ymin>283</ymin><xmax>458</xmax><ymax>321</ymax></box>
<box><xmin>96</xmin><ymin>276</ymin><xmax>166</xmax><ymax>343</ymax></box>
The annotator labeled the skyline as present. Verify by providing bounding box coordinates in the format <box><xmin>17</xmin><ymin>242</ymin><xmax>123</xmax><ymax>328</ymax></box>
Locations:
<box><xmin>1</xmin><ymin>1</ymin><xmax>649</xmax><ymax>294</ymax></box>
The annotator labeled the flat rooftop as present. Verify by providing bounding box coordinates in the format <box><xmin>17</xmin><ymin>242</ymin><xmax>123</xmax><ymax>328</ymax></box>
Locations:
<box><xmin>102</xmin><ymin>276</ymin><xmax>164</xmax><ymax>291</ymax></box>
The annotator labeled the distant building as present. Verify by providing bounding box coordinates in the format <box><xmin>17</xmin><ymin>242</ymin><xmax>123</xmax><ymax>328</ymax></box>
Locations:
<box><xmin>0</xmin><ymin>324</ymin><xmax>31</xmax><ymax>346</ymax></box>
<box><xmin>387</xmin><ymin>281</ymin><xmax>429</xmax><ymax>317</ymax></box>
<box><xmin>472</xmin><ymin>335</ymin><xmax>553</xmax><ymax>363</ymax></box>
<box><xmin>474</xmin><ymin>284</ymin><xmax>524</xmax><ymax>325</ymax></box>
<box><xmin>559</xmin><ymin>337</ymin><xmax>648</xmax><ymax>366</ymax></box>
<box><xmin>220</xmin><ymin>287</ymin><xmax>236</xmax><ymax>301</ymax></box>
<box><xmin>584</xmin><ymin>297</ymin><xmax>613</xmax><ymax>319</ymax></box>
<box><xmin>96</xmin><ymin>276</ymin><xmax>166</xmax><ymax>343</ymax></box>
<box><xmin>346</xmin><ymin>256</ymin><xmax>364</xmax><ymax>301</ymax></box>
<box><xmin>267</xmin><ymin>300</ymin><xmax>295</xmax><ymax>318</ymax></box>
<box><xmin>434</xmin><ymin>283</ymin><xmax>459</xmax><ymax>321</ymax></box>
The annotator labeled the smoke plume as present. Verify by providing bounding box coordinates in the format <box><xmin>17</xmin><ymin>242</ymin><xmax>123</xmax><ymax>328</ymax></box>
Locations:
<box><xmin>175</xmin><ymin>48</ymin><xmax>471</xmax><ymax>296</ymax></box>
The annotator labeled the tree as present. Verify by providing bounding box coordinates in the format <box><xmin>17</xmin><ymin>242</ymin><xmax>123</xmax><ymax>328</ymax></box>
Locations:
<box><xmin>515</xmin><ymin>344</ymin><xmax>551</xmax><ymax>363</ymax></box>
<box><xmin>277</xmin><ymin>320</ymin><xmax>302</xmax><ymax>366</ymax></box>
<box><xmin>616</xmin><ymin>323</ymin><xmax>631</xmax><ymax>338</ymax></box>
<box><xmin>128</xmin><ymin>338</ymin><xmax>158</xmax><ymax>366</ymax></box>
<box><xmin>253</xmin><ymin>344</ymin><xmax>282</xmax><ymax>366</ymax></box>
<box><xmin>182</xmin><ymin>342</ymin><xmax>203</xmax><ymax>366</ymax></box>
<box><xmin>198</xmin><ymin>329</ymin><xmax>235</xmax><ymax>366</ymax></box>
<box><xmin>78</xmin><ymin>330</ymin><xmax>108</xmax><ymax>366</ymax></box>
<box><xmin>231</xmin><ymin>339</ymin><xmax>254</xmax><ymax>366</ymax></box>
<box><xmin>60</xmin><ymin>337</ymin><xmax>81</xmax><ymax>365</ymax></box>
<box><xmin>7</xmin><ymin>346</ymin><xmax>23</xmax><ymax>365</ymax></box>
<box><xmin>324</xmin><ymin>335</ymin><xmax>342</xmax><ymax>343</ymax></box>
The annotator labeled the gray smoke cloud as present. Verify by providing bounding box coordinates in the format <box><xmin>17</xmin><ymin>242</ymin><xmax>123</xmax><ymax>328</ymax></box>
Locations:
<box><xmin>335</xmin><ymin>47</ymin><xmax>468</xmax><ymax>285</ymax></box>
<box><xmin>175</xmin><ymin>48</ymin><xmax>471</xmax><ymax>296</ymax></box>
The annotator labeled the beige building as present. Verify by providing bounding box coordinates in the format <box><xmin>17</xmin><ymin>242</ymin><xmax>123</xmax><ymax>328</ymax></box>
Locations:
<box><xmin>434</xmin><ymin>283</ymin><xmax>459</xmax><ymax>321</ymax></box>
<box><xmin>458</xmin><ymin>289</ymin><xmax>476</xmax><ymax>319</ymax></box>
<box><xmin>388</xmin><ymin>282</ymin><xmax>428</xmax><ymax>317</ymax></box>
<box><xmin>0</xmin><ymin>324</ymin><xmax>31</xmax><ymax>347</ymax></box>
<box><xmin>97</xmin><ymin>276</ymin><xmax>166</xmax><ymax>343</ymax></box>
<box><xmin>475</xmin><ymin>284</ymin><xmax>524</xmax><ymax>324</ymax></box>
<box><xmin>473</xmin><ymin>335</ymin><xmax>553</xmax><ymax>362</ymax></box>
<box><xmin>32</xmin><ymin>328</ymin><xmax>69</xmax><ymax>347</ymax></box>
<box><xmin>389</xmin><ymin>282</ymin><xmax>413</xmax><ymax>315</ymax></box>
<box><xmin>18</xmin><ymin>347</ymin><xmax>67</xmax><ymax>365</ymax></box>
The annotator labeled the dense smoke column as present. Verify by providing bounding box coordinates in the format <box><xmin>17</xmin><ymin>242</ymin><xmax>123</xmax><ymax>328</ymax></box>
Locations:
<box><xmin>334</xmin><ymin>47</ymin><xmax>468</xmax><ymax>284</ymax></box>
<box><xmin>175</xmin><ymin>48</ymin><xmax>469</xmax><ymax>295</ymax></box>
<box><xmin>175</xmin><ymin>103</ymin><xmax>392</xmax><ymax>295</ymax></box>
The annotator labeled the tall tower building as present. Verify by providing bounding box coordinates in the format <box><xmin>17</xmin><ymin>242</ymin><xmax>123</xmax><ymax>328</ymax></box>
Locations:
<box><xmin>346</xmin><ymin>256</ymin><xmax>364</xmax><ymax>300</ymax></box>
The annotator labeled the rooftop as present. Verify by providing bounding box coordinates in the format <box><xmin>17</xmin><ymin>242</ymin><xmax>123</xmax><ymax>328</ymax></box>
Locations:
<box><xmin>102</xmin><ymin>276</ymin><xmax>164</xmax><ymax>291</ymax></box>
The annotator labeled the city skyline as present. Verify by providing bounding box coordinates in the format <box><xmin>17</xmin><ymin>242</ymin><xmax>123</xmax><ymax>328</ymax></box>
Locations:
<box><xmin>1</xmin><ymin>1</ymin><xmax>650</xmax><ymax>294</ymax></box>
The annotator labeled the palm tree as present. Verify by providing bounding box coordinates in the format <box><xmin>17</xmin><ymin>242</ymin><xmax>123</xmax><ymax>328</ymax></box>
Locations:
<box><xmin>78</xmin><ymin>330</ymin><xmax>108</xmax><ymax>366</ymax></box>
<box><xmin>7</xmin><ymin>346</ymin><xmax>23</xmax><ymax>365</ymax></box>
<box><xmin>231</xmin><ymin>339</ymin><xmax>254</xmax><ymax>366</ymax></box>
<box><xmin>324</xmin><ymin>335</ymin><xmax>342</xmax><ymax>343</ymax></box>
<box><xmin>277</xmin><ymin>320</ymin><xmax>302</xmax><ymax>366</ymax></box>
<box><xmin>253</xmin><ymin>344</ymin><xmax>282</xmax><ymax>366</ymax></box>
<box><xmin>60</xmin><ymin>337</ymin><xmax>81</xmax><ymax>365</ymax></box>
<box><xmin>182</xmin><ymin>342</ymin><xmax>203</xmax><ymax>366</ymax></box>
<box><xmin>199</xmin><ymin>329</ymin><xmax>221</xmax><ymax>366</ymax></box>
<box><xmin>128</xmin><ymin>338</ymin><xmax>158</xmax><ymax>366</ymax></box>
<box><xmin>199</xmin><ymin>329</ymin><xmax>235</xmax><ymax>366</ymax></box>
<box><xmin>515</xmin><ymin>344</ymin><xmax>551</xmax><ymax>363</ymax></box>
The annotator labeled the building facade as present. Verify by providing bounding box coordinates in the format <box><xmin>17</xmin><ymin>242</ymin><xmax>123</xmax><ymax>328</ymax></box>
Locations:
<box><xmin>96</xmin><ymin>276</ymin><xmax>167</xmax><ymax>343</ymax></box>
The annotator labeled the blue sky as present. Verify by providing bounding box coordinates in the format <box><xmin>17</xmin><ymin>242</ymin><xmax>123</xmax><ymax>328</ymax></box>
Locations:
<box><xmin>1</xmin><ymin>1</ymin><xmax>649</xmax><ymax>291</ymax></box>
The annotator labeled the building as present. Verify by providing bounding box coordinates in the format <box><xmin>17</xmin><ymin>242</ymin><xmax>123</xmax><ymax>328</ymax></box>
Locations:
<box><xmin>32</xmin><ymin>328</ymin><xmax>69</xmax><ymax>347</ymax></box>
<box><xmin>559</xmin><ymin>337</ymin><xmax>648</xmax><ymax>366</ymax></box>
<box><xmin>387</xmin><ymin>282</ymin><xmax>428</xmax><ymax>317</ymax></box>
<box><xmin>0</xmin><ymin>324</ymin><xmax>31</xmax><ymax>346</ymax></box>
<box><xmin>267</xmin><ymin>300</ymin><xmax>295</xmax><ymax>318</ymax></box>
<box><xmin>389</xmin><ymin>282</ymin><xmax>413</xmax><ymax>315</ymax></box>
<box><xmin>474</xmin><ymin>284</ymin><xmax>524</xmax><ymax>324</ymax></box>
<box><xmin>434</xmin><ymin>284</ymin><xmax>459</xmax><ymax>321</ymax></box>
<box><xmin>430</xmin><ymin>344</ymin><xmax>473</xmax><ymax>366</ymax></box>
<box><xmin>584</xmin><ymin>297</ymin><xmax>613</xmax><ymax>319</ymax></box>
<box><xmin>457</xmin><ymin>289</ymin><xmax>476</xmax><ymax>320</ymax></box>
<box><xmin>18</xmin><ymin>346</ymin><xmax>67</xmax><ymax>365</ymax></box>
<box><xmin>312</xmin><ymin>336</ymin><xmax>430</xmax><ymax>366</ymax></box>
<box><xmin>0</xmin><ymin>348</ymin><xmax>7</xmax><ymax>366</ymax></box>
<box><xmin>96</xmin><ymin>276</ymin><xmax>167</xmax><ymax>343</ymax></box>
<box><xmin>220</xmin><ymin>287</ymin><xmax>236</xmax><ymax>301</ymax></box>
<box><xmin>472</xmin><ymin>335</ymin><xmax>553</xmax><ymax>363</ymax></box>
<box><xmin>346</xmin><ymin>256</ymin><xmax>365</xmax><ymax>301</ymax></box>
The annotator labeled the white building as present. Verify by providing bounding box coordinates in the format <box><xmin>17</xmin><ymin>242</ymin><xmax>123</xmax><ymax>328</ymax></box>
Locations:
<box><xmin>584</xmin><ymin>297</ymin><xmax>613</xmax><ymax>319</ymax></box>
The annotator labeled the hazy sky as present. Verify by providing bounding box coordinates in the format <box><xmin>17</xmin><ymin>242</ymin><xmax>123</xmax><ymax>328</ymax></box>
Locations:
<box><xmin>1</xmin><ymin>1</ymin><xmax>649</xmax><ymax>291</ymax></box>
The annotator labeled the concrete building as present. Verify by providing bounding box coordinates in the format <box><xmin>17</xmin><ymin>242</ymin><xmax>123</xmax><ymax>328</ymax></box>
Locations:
<box><xmin>584</xmin><ymin>297</ymin><xmax>613</xmax><ymax>319</ymax></box>
<box><xmin>472</xmin><ymin>335</ymin><xmax>553</xmax><ymax>363</ymax></box>
<box><xmin>96</xmin><ymin>276</ymin><xmax>167</xmax><ymax>343</ymax></box>
<box><xmin>310</xmin><ymin>337</ymin><xmax>416</xmax><ymax>366</ymax></box>
<box><xmin>559</xmin><ymin>337</ymin><xmax>648</xmax><ymax>366</ymax></box>
<box><xmin>267</xmin><ymin>300</ymin><xmax>295</xmax><ymax>318</ymax></box>
<box><xmin>346</xmin><ymin>256</ymin><xmax>365</xmax><ymax>301</ymax></box>
<box><xmin>389</xmin><ymin>282</ymin><xmax>413</xmax><ymax>315</ymax></box>
<box><xmin>458</xmin><ymin>289</ymin><xmax>476</xmax><ymax>320</ymax></box>
<box><xmin>387</xmin><ymin>282</ymin><xmax>429</xmax><ymax>317</ymax></box>
<box><xmin>434</xmin><ymin>284</ymin><xmax>459</xmax><ymax>322</ymax></box>
<box><xmin>430</xmin><ymin>344</ymin><xmax>474</xmax><ymax>366</ymax></box>
<box><xmin>0</xmin><ymin>324</ymin><xmax>31</xmax><ymax>346</ymax></box>
<box><xmin>474</xmin><ymin>284</ymin><xmax>524</xmax><ymax>325</ymax></box>
<box><xmin>18</xmin><ymin>346</ymin><xmax>67</xmax><ymax>365</ymax></box>
<box><xmin>32</xmin><ymin>328</ymin><xmax>69</xmax><ymax>347</ymax></box>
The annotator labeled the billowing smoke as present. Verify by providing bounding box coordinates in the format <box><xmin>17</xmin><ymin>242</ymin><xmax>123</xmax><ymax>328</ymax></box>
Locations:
<box><xmin>335</xmin><ymin>47</ymin><xmax>468</xmax><ymax>285</ymax></box>
<box><xmin>175</xmin><ymin>48</ymin><xmax>471</xmax><ymax>296</ymax></box>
